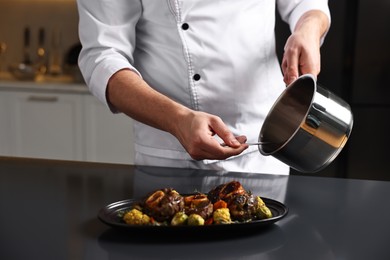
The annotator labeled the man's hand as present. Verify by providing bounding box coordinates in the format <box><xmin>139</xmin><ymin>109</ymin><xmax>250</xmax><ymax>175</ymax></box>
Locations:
<box><xmin>282</xmin><ymin>10</ymin><xmax>330</xmax><ymax>85</ymax></box>
<box><xmin>173</xmin><ymin>111</ymin><xmax>249</xmax><ymax>160</ymax></box>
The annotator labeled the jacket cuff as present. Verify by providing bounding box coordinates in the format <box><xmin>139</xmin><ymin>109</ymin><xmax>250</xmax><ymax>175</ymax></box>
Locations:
<box><xmin>89</xmin><ymin>58</ymin><xmax>142</xmax><ymax>113</ymax></box>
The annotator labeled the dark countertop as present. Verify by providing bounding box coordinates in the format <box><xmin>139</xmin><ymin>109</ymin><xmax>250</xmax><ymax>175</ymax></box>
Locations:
<box><xmin>0</xmin><ymin>156</ymin><xmax>389</xmax><ymax>260</ymax></box>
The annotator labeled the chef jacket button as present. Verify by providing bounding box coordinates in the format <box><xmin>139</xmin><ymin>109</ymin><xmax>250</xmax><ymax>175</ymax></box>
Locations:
<box><xmin>193</xmin><ymin>74</ymin><xmax>201</xmax><ymax>81</ymax></box>
<box><xmin>181</xmin><ymin>23</ymin><xmax>189</xmax><ymax>30</ymax></box>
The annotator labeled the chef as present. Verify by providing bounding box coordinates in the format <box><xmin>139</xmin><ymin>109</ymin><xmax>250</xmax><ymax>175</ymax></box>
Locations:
<box><xmin>77</xmin><ymin>0</ymin><xmax>330</xmax><ymax>174</ymax></box>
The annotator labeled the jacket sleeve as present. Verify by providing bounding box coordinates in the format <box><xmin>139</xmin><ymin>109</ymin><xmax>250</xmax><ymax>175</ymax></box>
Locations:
<box><xmin>276</xmin><ymin>0</ymin><xmax>331</xmax><ymax>43</ymax></box>
<box><xmin>77</xmin><ymin>0</ymin><xmax>142</xmax><ymax>108</ymax></box>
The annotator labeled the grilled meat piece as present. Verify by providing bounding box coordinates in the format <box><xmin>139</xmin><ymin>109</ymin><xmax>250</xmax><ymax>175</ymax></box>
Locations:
<box><xmin>184</xmin><ymin>193</ymin><xmax>213</xmax><ymax>220</ymax></box>
<box><xmin>208</xmin><ymin>181</ymin><xmax>247</xmax><ymax>204</ymax></box>
<box><xmin>208</xmin><ymin>181</ymin><xmax>258</xmax><ymax>221</ymax></box>
<box><xmin>142</xmin><ymin>188</ymin><xmax>184</xmax><ymax>222</ymax></box>
<box><xmin>228</xmin><ymin>193</ymin><xmax>258</xmax><ymax>221</ymax></box>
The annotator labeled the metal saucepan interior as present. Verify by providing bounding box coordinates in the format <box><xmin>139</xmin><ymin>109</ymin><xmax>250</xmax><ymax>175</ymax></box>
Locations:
<box><xmin>258</xmin><ymin>74</ymin><xmax>353</xmax><ymax>173</ymax></box>
<box><xmin>260</xmin><ymin>76</ymin><xmax>315</xmax><ymax>154</ymax></box>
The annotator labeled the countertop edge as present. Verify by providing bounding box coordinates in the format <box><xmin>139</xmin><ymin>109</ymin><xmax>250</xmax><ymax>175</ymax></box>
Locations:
<box><xmin>0</xmin><ymin>80</ymin><xmax>90</xmax><ymax>94</ymax></box>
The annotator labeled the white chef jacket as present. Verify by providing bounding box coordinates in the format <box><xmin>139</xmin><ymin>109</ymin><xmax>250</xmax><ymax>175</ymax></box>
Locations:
<box><xmin>77</xmin><ymin>0</ymin><xmax>330</xmax><ymax>174</ymax></box>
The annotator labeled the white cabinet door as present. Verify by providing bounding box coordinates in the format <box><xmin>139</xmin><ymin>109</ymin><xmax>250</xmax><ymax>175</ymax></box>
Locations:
<box><xmin>84</xmin><ymin>95</ymin><xmax>135</xmax><ymax>164</ymax></box>
<box><xmin>2</xmin><ymin>91</ymin><xmax>84</xmax><ymax>160</ymax></box>
<box><xmin>0</xmin><ymin>92</ymin><xmax>13</xmax><ymax>155</ymax></box>
<box><xmin>0</xmin><ymin>87</ymin><xmax>135</xmax><ymax>164</ymax></box>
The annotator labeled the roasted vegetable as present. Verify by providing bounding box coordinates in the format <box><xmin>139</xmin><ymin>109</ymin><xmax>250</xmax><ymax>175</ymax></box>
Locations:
<box><xmin>213</xmin><ymin>208</ymin><xmax>232</xmax><ymax>224</ymax></box>
<box><xmin>171</xmin><ymin>212</ymin><xmax>188</xmax><ymax>226</ymax></box>
<box><xmin>123</xmin><ymin>208</ymin><xmax>150</xmax><ymax>225</ymax></box>
<box><xmin>204</xmin><ymin>217</ymin><xmax>214</xmax><ymax>225</ymax></box>
<box><xmin>255</xmin><ymin>196</ymin><xmax>273</xmax><ymax>219</ymax></box>
<box><xmin>213</xmin><ymin>200</ymin><xmax>228</xmax><ymax>210</ymax></box>
<box><xmin>184</xmin><ymin>193</ymin><xmax>213</xmax><ymax>220</ymax></box>
<box><xmin>143</xmin><ymin>188</ymin><xmax>184</xmax><ymax>222</ymax></box>
<box><xmin>187</xmin><ymin>213</ymin><xmax>205</xmax><ymax>226</ymax></box>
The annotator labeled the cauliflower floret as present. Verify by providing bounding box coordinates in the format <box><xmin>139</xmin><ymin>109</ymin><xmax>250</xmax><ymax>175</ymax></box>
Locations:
<box><xmin>171</xmin><ymin>212</ymin><xmax>188</xmax><ymax>226</ymax></box>
<box><xmin>255</xmin><ymin>196</ymin><xmax>272</xmax><ymax>219</ymax></box>
<box><xmin>123</xmin><ymin>208</ymin><xmax>151</xmax><ymax>225</ymax></box>
<box><xmin>187</xmin><ymin>213</ymin><xmax>205</xmax><ymax>226</ymax></box>
<box><xmin>213</xmin><ymin>208</ymin><xmax>232</xmax><ymax>224</ymax></box>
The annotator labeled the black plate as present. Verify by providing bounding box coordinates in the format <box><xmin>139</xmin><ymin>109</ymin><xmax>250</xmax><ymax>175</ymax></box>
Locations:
<box><xmin>98</xmin><ymin>197</ymin><xmax>288</xmax><ymax>234</ymax></box>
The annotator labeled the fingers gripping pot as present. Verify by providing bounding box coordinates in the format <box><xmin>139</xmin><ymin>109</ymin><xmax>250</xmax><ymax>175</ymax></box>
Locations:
<box><xmin>258</xmin><ymin>74</ymin><xmax>353</xmax><ymax>173</ymax></box>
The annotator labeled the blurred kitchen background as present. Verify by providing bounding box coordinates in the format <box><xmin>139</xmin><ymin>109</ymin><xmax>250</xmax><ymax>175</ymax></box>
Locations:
<box><xmin>0</xmin><ymin>0</ymin><xmax>389</xmax><ymax>181</ymax></box>
<box><xmin>0</xmin><ymin>0</ymin><xmax>80</xmax><ymax>79</ymax></box>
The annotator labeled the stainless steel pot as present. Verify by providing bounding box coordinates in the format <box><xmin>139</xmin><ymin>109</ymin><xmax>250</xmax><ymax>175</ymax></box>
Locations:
<box><xmin>258</xmin><ymin>74</ymin><xmax>353</xmax><ymax>173</ymax></box>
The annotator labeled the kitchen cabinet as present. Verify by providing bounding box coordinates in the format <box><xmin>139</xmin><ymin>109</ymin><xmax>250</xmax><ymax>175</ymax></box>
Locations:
<box><xmin>84</xmin><ymin>95</ymin><xmax>135</xmax><ymax>164</ymax></box>
<box><xmin>0</xmin><ymin>92</ymin><xmax>12</xmax><ymax>154</ymax></box>
<box><xmin>0</xmin><ymin>83</ymin><xmax>135</xmax><ymax>164</ymax></box>
<box><xmin>0</xmin><ymin>90</ymin><xmax>84</xmax><ymax>160</ymax></box>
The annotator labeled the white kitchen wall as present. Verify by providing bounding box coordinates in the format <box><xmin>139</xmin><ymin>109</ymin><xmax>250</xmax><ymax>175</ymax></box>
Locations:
<box><xmin>0</xmin><ymin>0</ymin><xmax>79</xmax><ymax>73</ymax></box>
